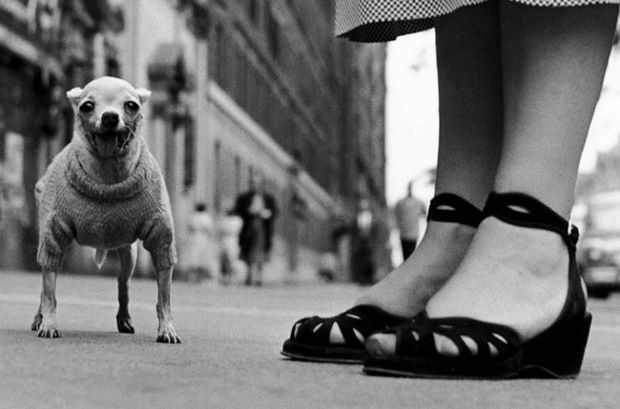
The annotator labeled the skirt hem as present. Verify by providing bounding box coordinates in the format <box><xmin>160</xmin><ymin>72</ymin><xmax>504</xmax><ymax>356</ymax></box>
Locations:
<box><xmin>336</xmin><ymin>0</ymin><xmax>620</xmax><ymax>43</ymax></box>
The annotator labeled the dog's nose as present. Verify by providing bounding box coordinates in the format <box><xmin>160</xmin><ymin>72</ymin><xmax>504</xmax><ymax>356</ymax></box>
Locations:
<box><xmin>101</xmin><ymin>112</ymin><xmax>119</xmax><ymax>128</ymax></box>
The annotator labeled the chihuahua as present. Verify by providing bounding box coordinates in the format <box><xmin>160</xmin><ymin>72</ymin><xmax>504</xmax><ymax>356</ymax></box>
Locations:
<box><xmin>32</xmin><ymin>76</ymin><xmax>180</xmax><ymax>343</ymax></box>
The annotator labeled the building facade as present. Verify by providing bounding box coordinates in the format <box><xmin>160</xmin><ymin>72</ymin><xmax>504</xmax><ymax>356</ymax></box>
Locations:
<box><xmin>0</xmin><ymin>0</ymin><xmax>389</xmax><ymax>283</ymax></box>
<box><xmin>0</xmin><ymin>0</ymin><xmax>122</xmax><ymax>270</ymax></box>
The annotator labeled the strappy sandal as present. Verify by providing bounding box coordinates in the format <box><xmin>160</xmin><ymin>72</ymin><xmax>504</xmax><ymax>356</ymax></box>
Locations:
<box><xmin>280</xmin><ymin>193</ymin><xmax>482</xmax><ymax>363</ymax></box>
<box><xmin>363</xmin><ymin>192</ymin><xmax>592</xmax><ymax>379</ymax></box>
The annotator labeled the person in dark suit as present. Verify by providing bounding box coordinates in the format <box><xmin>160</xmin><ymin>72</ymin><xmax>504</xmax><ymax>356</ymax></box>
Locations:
<box><xmin>234</xmin><ymin>175</ymin><xmax>277</xmax><ymax>286</ymax></box>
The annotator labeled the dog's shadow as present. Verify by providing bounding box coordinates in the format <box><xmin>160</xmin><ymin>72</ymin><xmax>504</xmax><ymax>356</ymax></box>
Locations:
<box><xmin>2</xmin><ymin>328</ymin><xmax>154</xmax><ymax>346</ymax></box>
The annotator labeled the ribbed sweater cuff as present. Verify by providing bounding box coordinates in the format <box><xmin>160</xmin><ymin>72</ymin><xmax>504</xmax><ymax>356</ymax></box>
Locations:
<box><xmin>151</xmin><ymin>246</ymin><xmax>177</xmax><ymax>271</ymax></box>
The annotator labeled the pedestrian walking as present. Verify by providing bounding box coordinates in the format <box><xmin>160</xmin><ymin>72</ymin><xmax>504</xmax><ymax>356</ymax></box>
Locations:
<box><xmin>394</xmin><ymin>182</ymin><xmax>426</xmax><ymax>260</ymax></box>
<box><xmin>185</xmin><ymin>203</ymin><xmax>218</xmax><ymax>282</ymax></box>
<box><xmin>217</xmin><ymin>204</ymin><xmax>243</xmax><ymax>285</ymax></box>
<box><xmin>234</xmin><ymin>175</ymin><xmax>277</xmax><ymax>286</ymax></box>
<box><xmin>282</xmin><ymin>0</ymin><xmax>618</xmax><ymax>379</ymax></box>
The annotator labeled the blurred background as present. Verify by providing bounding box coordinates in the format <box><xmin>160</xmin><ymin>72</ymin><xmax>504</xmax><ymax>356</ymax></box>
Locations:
<box><xmin>1</xmin><ymin>1</ymin><xmax>620</xmax><ymax>293</ymax></box>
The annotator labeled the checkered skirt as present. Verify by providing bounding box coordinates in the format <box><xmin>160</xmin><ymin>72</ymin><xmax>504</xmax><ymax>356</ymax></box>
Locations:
<box><xmin>336</xmin><ymin>0</ymin><xmax>620</xmax><ymax>42</ymax></box>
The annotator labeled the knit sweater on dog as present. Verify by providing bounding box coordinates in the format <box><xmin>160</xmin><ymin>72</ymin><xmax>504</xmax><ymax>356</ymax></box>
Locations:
<box><xmin>36</xmin><ymin>140</ymin><xmax>176</xmax><ymax>271</ymax></box>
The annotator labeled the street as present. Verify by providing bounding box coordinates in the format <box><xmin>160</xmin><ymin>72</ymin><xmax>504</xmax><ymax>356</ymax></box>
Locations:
<box><xmin>1</xmin><ymin>270</ymin><xmax>620</xmax><ymax>409</ymax></box>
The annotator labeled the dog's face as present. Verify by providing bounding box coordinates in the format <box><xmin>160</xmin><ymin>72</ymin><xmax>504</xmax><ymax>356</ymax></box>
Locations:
<box><xmin>67</xmin><ymin>76</ymin><xmax>151</xmax><ymax>158</ymax></box>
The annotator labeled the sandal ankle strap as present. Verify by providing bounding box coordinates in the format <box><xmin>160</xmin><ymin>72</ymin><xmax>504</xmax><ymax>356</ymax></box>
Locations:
<box><xmin>427</xmin><ymin>193</ymin><xmax>482</xmax><ymax>228</ymax></box>
<box><xmin>483</xmin><ymin>192</ymin><xmax>579</xmax><ymax>250</ymax></box>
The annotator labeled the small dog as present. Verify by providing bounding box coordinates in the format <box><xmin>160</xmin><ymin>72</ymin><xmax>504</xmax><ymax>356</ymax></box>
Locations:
<box><xmin>32</xmin><ymin>76</ymin><xmax>180</xmax><ymax>343</ymax></box>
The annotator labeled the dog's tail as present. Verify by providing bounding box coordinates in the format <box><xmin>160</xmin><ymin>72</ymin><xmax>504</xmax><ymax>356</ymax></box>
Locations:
<box><xmin>95</xmin><ymin>249</ymin><xmax>107</xmax><ymax>270</ymax></box>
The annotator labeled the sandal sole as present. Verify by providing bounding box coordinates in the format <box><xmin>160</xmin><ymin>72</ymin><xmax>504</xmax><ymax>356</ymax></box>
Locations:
<box><xmin>363</xmin><ymin>361</ymin><xmax>575</xmax><ymax>380</ymax></box>
<box><xmin>281</xmin><ymin>340</ymin><xmax>364</xmax><ymax>364</ymax></box>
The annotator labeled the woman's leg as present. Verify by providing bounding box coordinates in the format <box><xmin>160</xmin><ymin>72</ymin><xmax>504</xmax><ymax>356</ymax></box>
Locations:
<box><xmin>354</xmin><ymin>1</ymin><xmax>503</xmax><ymax>317</ymax></box>
<box><xmin>424</xmin><ymin>3</ymin><xmax>618</xmax><ymax>352</ymax></box>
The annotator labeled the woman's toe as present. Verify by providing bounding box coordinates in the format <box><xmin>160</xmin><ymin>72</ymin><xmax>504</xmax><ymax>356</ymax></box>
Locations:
<box><xmin>365</xmin><ymin>333</ymin><xmax>397</xmax><ymax>358</ymax></box>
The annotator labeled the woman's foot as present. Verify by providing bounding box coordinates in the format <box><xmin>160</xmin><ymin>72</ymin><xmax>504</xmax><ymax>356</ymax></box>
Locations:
<box><xmin>364</xmin><ymin>193</ymin><xmax>591</xmax><ymax>378</ymax></box>
<box><xmin>282</xmin><ymin>193</ymin><xmax>482</xmax><ymax>362</ymax></box>
<box><xmin>281</xmin><ymin>221</ymin><xmax>477</xmax><ymax>362</ymax></box>
<box><xmin>354</xmin><ymin>220</ymin><xmax>477</xmax><ymax>318</ymax></box>
<box><xmin>369</xmin><ymin>216</ymin><xmax>570</xmax><ymax>356</ymax></box>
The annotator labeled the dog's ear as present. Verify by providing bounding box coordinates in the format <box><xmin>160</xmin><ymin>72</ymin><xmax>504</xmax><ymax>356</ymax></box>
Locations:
<box><xmin>66</xmin><ymin>87</ymin><xmax>83</xmax><ymax>109</ymax></box>
<box><xmin>136</xmin><ymin>88</ymin><xmax>151</xmax><ymax>105</ymax></box>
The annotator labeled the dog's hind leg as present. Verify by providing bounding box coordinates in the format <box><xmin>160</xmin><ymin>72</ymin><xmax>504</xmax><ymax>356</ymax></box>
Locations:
<box><xmin>116</xmin><ymin>243</ymin><xmax>137</xmax><ymax>334</ymax></box>
<box><xmin>156</xmin><ymin>266</ymin><xmax>181</xmax><ymax>343</ymax></box>
<box><xmin>36</xmin><ymin>268</ymin><xmax>60</xmax><ymax>338</ymax></box>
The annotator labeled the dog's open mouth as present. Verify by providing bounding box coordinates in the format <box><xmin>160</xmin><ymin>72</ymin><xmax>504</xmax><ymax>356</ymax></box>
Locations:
<box><xmin>86</xmin><ymin>128</ymin><xmax>134</xmax><ymax>158</ymax></box>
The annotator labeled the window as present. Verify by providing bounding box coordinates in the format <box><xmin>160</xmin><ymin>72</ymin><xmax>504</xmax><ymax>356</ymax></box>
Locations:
<box><xmin>267</xmin><ymin>9</ymin><xmax>280</xmax><ymax>59</ymax></box>
<box><xmin>214</xmin><ymin>139</ymin><xmax>222</xmax><ymax>212</ymax></box>
<box><xmin>212</xmin><ymin>23</ymin><xmax>223</xmax><ymax>83</ymax></box>
<box><xmin>248</xmin><ymin>165</ymin><xmax>254</xmax><ymax>189</ymax></box>
<box><xmin>234</xmin><ymin>155</ymin><xmax>241</xmax><ymax>194</ymax></box>
<box><xmin>249</xmin><ymin>0</ymin><xmax>261</xmax><ymax>24</ymax></box>
<box><xmin>183</xmin><ymin>117</ymin><xmax>195</xmax><ymax>190</ymax></box>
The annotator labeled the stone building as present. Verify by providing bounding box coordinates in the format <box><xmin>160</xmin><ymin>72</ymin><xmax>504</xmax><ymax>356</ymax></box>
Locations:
<box><xmin>0</xmin><ymin>0</ymin><xmax>389</xmax><ymax>283</ymax></box>
<box><xmin>0</xmin><ymin>0</ymin><xmax>122</xmax><ymax>270</ymax></box>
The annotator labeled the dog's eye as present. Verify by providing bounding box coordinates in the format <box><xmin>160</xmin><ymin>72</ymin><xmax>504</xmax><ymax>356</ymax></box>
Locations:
<box><xmin>125</xmin><ymin>101</ymin><xmax>140</xmax><ymax>114</ymax></box>
<box><xmin>79</xmin><ymin>101</ymin><xmax>95</xmax><ymax>114</ymax></box>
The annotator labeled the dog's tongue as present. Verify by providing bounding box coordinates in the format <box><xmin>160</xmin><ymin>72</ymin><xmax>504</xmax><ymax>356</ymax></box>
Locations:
<box><xmin>94</xmin><ymin>134</ymin><xmax>120</xmax><ymax>157</ymax></box>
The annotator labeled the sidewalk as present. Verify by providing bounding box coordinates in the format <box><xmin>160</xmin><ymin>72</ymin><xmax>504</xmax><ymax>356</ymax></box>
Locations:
<box><xmin>1</xmin><ymin>270</ymin><xmax>619</xmax><ymax>409</ymax></box>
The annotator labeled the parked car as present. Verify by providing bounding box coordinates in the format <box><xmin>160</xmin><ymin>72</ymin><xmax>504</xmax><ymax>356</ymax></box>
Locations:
<box><xmin>577</xmin><ymin>191</ymin><xmax>620</xmax><ymax>299</ymax></box>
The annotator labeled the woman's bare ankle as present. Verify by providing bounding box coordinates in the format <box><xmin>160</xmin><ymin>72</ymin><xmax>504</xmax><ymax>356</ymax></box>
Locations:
<box><xmin>353</xmin><ymin>221</ymin><xmax>477</xmax><ymax>317</ymax></box>
<box><xmin>427</xmin><ymin>217</ymin><xmax>570</xmax><ymax>341</ymax></box>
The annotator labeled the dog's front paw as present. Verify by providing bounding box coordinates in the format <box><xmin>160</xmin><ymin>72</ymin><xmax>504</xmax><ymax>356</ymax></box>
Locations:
<box><xmin>31</xmin><ymin>313</ymin><xmax>42</xmax><ymax>331</ymax></box>
<box><xmin>116</xmin><ymin>314</ymin><xmax>135</xmax><ymax>334</ymax></box>
<box><xmin>37</xmin><ymin>321</ymin><xmax>60</xmax><ymax>339</ymax></box>
<box><xmin>156</xmin><ymin>323</ymin><xmax>181</xmax><ymax>344</ymax></box>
